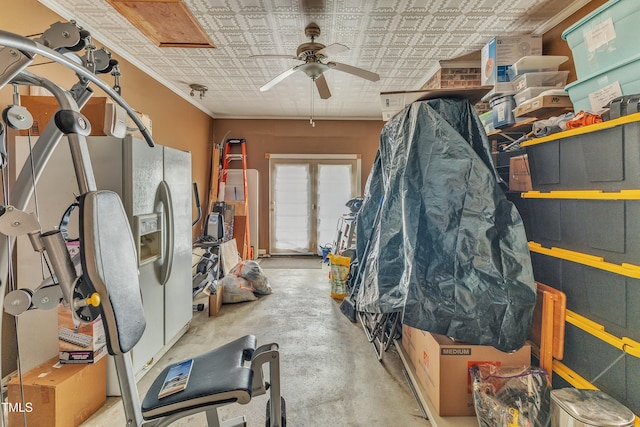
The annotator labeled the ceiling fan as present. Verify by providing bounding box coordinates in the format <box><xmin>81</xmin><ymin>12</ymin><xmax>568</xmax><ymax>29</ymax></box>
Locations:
<box><xmin>253</xmin><ymin>22</ymin><xmax>380</xmax><ymax>99</ymax></box>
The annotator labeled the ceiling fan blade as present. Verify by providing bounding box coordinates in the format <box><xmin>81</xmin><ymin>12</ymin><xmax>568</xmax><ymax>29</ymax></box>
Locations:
<box><xmin>328</xmin><ymin>61</ymin><xmax>380</xmax><ymax>82</ymax></box>
<box><xmin>260</xmin><ymin>66</ymin><xmax>301</xmax><ymax>92</ymax></box>
<box><xmin>250</xmin><ymin>54</ymin><xmax>299</xmax><ymax>60</ymax></box>
<box><xmin>315</xmin><ymin>74</ymin><xmax>331</xmax><ymax>99</ymax></box>
<box><xmin>316</xmin><ymin>43</ymin><xmax>349</xmax><ymax>58</ymax></box>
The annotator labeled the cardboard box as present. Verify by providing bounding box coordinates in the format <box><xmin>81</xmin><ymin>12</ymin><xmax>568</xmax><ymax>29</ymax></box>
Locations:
<box><xmin>18</xmin><ymin>96</ymin><xmax>151</xmax><ymax>139</ymax></box>
<box><xmin>514</xmin><ymin>94</ymin><xmax>573</xmax><ymax>117</ymax></box>
<box><xmin>226</xmin><ymin>200</ymin><xmax>246</xmax><ymax>216</ymax></box>
<box><xmin>125</xmin><ymin>110</ymin><xmax>153</xmax><ymax>138</ymax></box>
<box><xmin>232</xmin><ymin>216</ymin><xmax>249</xmax><ymax>259</ymax></box>
<box><xmin>58</xmin><ymin>305</ymin><xmax>107</xmax><ymax>364</ymax></box>
<box><xmin>410</xmin><ymin>328</ymin><xmax>430</xmax><ymax>381</ymax></box>
<box><xmin>208</xmin><ymin>284</ymin><xmax>224</xmax><ymax>317</ymax></box>
<box><xmin>509</xmin><ymin>154</ymin><xmax>533</xmax><ymax>192</ymax></box>
<box><xmin>412</xmin><ymin>331</ymin><xmax>531</xmax><ymax>416</ymax></box>
<box><xmin>19</xmin><ymin>96</ymin><xmax>112</xmax><ymax>136</ymax></box>
<box><xmin>481</xmin><ymin>35</ymin><xmax>543</xmax><ymax>86</ymax></box>
<box><xmin>7</xmin><ymin>356</ymin><xmax>107</xmax><ymax>427</ymax></box>
<box><xmin>401</xmin><ymin>324</ymin><xmax>413</xmax><ymax>356</ymax></box>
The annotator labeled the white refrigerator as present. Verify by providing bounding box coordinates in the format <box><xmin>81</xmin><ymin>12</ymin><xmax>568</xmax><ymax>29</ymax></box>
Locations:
<box><xmin>88</xmin><ymin>135</ymin><xmax>193</xmax><ymax>375</ymax></box>
<box><xmin>15</xmin><ymin>135</ymin><xmax>193</xmax><ymax>378</ymax></box>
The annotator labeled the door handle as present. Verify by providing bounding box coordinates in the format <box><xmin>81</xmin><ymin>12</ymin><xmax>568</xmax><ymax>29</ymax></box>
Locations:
<box><xmin>158</xmin><ymin>180</ymin><xmax>174</xmax><ymax>285</ymax></box>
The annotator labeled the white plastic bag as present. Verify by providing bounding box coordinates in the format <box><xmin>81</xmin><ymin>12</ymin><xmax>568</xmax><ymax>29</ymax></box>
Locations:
<box><xmin>230</xmin><ymin>260</ymin><xmax>272</xmax><ymax>295</ymax></box>
<box><xmin>221</xmin><ymin>274</ymin><xmax>257</xmax><ymax>304</ymax></box>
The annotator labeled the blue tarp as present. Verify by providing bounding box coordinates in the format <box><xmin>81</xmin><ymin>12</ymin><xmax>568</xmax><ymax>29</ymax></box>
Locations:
<box><xmin>355</xmin><ymin>98</ymin><xmax>536</xmax><ymax>352</ymax></box>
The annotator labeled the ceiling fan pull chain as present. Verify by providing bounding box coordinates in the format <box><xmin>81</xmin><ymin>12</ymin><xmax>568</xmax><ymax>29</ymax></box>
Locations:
<box><xmin>310</xmin><ymin>80</ymin><xmax>315</xmax><ymax>127</ymax></box>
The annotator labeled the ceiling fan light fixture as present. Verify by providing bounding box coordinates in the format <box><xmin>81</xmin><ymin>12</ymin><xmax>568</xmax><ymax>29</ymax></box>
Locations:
<box><xmin>299</xmin><ymin>62</ymin><xmax>329</xmax><ymax>79</ymax></box>
<box><xmin>253</xmin><ymin>23</ymin><xmax>378</xmax><ymax>100</ymax></box>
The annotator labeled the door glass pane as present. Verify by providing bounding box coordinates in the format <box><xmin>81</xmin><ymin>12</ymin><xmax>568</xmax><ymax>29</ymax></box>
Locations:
<box><xmin>317</xmin><ymin>164</ymin><xmax>352</xmax><ymax>253</ymax></box>
<box><xmin>274</xmin><ymin>164</ymin><xmax>310</xmax><ymax>252</ymax></box>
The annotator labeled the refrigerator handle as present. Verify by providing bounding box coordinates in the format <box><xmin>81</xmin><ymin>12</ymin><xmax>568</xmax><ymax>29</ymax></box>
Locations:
<box><xmin>158</xmin><ymin>180</ymin><xmax>174</xmax><ymax>286</ymax></box>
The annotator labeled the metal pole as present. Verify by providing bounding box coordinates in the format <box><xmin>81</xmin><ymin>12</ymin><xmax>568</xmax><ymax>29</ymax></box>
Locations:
<box><xmin>0</xmin><ymin>30</ymin><xmax>155</xmax><ymax>148</ymax></box>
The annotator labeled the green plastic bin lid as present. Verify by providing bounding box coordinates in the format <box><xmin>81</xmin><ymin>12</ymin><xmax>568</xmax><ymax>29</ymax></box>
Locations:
<box><xmin>562</xmin><ymin>0</ymin><xmax>624</xmax><ymax>40</ymax></box>
<box><xmin>564</xmin><ymin>51</ymin><xmax>640</xmax><ymax>88</ymax></box>
<box><xmin>551</xmin><ymin>389</ymin><xmax>635</xmax><ymax>426</ymax></box>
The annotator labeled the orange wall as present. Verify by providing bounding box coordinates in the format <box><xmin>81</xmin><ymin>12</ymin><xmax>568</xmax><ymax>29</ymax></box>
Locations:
<box><xmin>212</xmin><ymin>119</ymin><xmax>385</xmax><ymax>252</ymax></box>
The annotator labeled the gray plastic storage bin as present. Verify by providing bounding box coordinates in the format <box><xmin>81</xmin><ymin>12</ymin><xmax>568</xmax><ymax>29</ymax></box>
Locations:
<box><xmin>551</xmin><ymin>389</ymin><xmax>635</xmax><ymax>427</ymax></box>
<box><xmin>525</xmin><ymin>198</ymin><xmax>640</xmax><ymax>266</ymax></box>
<box><xmin>529</xmin><ymin>251</ymin><xmax>640</xmax><ymax>342</ymax></box>
<box><xmin>490</xmin><ymin>95</ymin><xmax>516</xmax><ymax>129</ymax></box>
<box><xmin>523</xmin><ymin>116</ymin><xmax>640</xmax><ymax>191</ymax></box>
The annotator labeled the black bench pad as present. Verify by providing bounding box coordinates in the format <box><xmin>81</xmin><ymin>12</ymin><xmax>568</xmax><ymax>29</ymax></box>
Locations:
<box><xmin>141</xmin><ymin>335</ymin><xmax>257</xmax><ymax>419</ymax></box>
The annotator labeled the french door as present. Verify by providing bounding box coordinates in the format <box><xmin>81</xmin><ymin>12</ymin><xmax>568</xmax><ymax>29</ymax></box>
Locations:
<box><xmin>269</xmin><ymin>155</ymin><xmax>360</xmax><ymax>255</ymax></box>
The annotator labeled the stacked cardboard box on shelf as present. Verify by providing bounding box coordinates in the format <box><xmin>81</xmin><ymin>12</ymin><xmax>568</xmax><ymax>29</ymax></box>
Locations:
<box><xmin>480</xmin><ymin>35</ymin><xmax>542</xmax><ymax>129</ymax></box>
<box><xmin>481</xmin><ymin>35</ymin><xmax>542</xmax><ymax>87</ymax></box>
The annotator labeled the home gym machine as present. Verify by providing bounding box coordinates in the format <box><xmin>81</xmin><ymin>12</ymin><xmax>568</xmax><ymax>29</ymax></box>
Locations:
<box><xmin>192</xmin><ymin>183</ymin><xmax>223</xmax><ymax>311</ymax></box>
<box><xmin>0</xmin><ymin>21</ymin><xmax>285</xmax><ymax>427</ymax></box>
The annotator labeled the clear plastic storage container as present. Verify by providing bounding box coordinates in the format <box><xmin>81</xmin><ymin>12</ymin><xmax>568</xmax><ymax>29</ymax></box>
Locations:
<box><xmin>562</xmin><ymin>0</ymin><xmax>640</xmax><ymax>79</ymax></box>
<box><xmin>565</xmin><ymin>53</ymin><xmax>640</xmax><ymax>112</ymax></box>
<box><xmin>512</xmin><ymin>71</ymin><xmax>569</xmax><ymax>92</ymax></box>
<box><xmin>507</xmin><ymin>55</ymin><xmax>568</xmax><ymax>80</ymax></box>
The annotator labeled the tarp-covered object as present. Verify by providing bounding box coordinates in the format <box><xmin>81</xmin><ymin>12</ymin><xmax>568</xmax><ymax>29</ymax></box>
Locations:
<box><xmin>356</xmin><ymin>98</ymin><xmax>536</xmax><ymax>352</ymax></box>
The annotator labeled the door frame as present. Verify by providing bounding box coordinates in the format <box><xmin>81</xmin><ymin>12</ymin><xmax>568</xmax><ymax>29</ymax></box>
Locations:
<box><xmin>268</xmin><ymin>154</ymin><xmax>361</xmax><ymax>255</ymax></box>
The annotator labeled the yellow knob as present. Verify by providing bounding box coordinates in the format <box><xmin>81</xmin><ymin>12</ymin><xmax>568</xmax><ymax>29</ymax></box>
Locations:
<box><xmin>508</xmin><ymin>408</ymin><xmax>519</xmax><ymax>427</ymax></box>
<box><xmin>86</xmin><ymin>293</ymin><xmax>101</xmax><ymax>307</ymax></box>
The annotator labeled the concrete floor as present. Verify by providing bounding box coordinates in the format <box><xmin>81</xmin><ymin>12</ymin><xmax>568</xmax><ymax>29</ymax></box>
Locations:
<box><xmin>81</xmin><ymin>264</ymin><xmax>430</xmax><ymax>427</ymax></box>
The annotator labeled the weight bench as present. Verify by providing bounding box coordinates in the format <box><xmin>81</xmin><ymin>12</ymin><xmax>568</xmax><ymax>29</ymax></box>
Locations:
<box><xmin>79</xmin><ymin>190</ymin><xmax>284</xmax><ymax>427</ymax></box>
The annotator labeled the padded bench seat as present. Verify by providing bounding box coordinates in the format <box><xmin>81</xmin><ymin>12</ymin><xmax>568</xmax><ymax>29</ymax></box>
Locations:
<box><xmin>141</xmin><ymin>335</ymin><xmax>257</xmax><ymax>419</ymax></box>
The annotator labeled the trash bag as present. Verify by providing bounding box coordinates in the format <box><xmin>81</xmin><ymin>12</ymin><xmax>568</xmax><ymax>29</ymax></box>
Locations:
<box><xmin>221</xmin><ymin>274</ymin><xmax>257</xmax><ymax>304</ymax></box>
<box><xmin>470</xmin><ymin>364</ymin><xmax>551</xmax><ymax>427</ymax></box>
<box><xmin>229</xmin><ymin>260</ymin><xmax>272</xmax><ymax>295</ymax></box>
<box><xmin>356</xmin><ymin>97</ymin><xmax>536</xmax><ymax>352</ymax></box>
